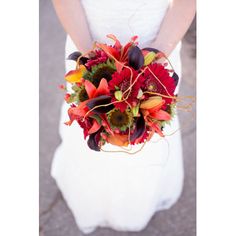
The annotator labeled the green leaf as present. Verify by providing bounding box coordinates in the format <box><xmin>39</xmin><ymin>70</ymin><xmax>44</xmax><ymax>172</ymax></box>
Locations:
<box><xmin>72</xmin><ymin>84</ymin><xmax>80</xmax><ymax>92</ymax></box>
<box><xmin>131</xmin><ymin>104</ymin><xmax>140</xmax><ymax>117</ymax></box>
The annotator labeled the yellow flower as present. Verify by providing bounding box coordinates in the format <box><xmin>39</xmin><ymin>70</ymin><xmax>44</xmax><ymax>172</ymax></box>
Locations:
<box><xmin>65</xmin><ymin>65</ymin><xmax>87</xmax><ymax>83</ymax></box>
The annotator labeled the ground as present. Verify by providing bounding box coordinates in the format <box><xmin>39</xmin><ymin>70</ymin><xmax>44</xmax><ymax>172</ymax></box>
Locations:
<box><xmin>39</xmin><ymin>0</ymin><xmax>196</xmax><ymax>235</ymax></box>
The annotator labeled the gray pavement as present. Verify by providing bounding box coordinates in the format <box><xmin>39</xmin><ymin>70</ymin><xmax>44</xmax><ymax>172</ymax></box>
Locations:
<box><xmin>39</xmin><ymin>0</ymin><xmax>196</xmax><ymax>235</ymax></box>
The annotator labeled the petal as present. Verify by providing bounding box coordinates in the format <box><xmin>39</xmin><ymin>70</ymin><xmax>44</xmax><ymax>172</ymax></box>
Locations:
<box><xmin>94</xmin><ymin>78</ymin><xmax>110</xmax><ymax>97</ymax></box>
<box><xmin>100</xmin><ymin>115</ymin><xmax>114</xmax><ymax>135</ymax></box>
<box><xmin>142</xmin><ymin>47</ymin><xmax>161</xmax><ymax>54</ymax></box>
<box><xmin>64</xmin><ymin>120</ymin><xmax>73</xmax><ymax>126</ymax></box>
<box><xmin>172</xmin><ymin>72</ymin><xmax>179</xmax><ymax>86</ymax></box>
<box><xmin>87</xmin><ymin>130</ymin><xmax>101</xmax><ymax>151</ymax></box>
<box><xmin>68</xmin><ymin>102</ymin><xmax>88</xmax><ymax>119</ymax></box>
<box><xmin>67</xmin><ymin>52</ymin><xmax>89</xmax><ymax>65</ymax></box>
<box><xmin>115</xmin><ymin>61</ymin><xmax>124</xmax><ymax>72</ymax></box>
<box><xmin>131</xmin><ymin>35</ymin><xmax>138</xmax><ymax>42</ymax></box>
<box><xmin>67</xmin><ymin>51</ymin><xmax>81</xmax><ymax>61</ymax></box>
<box><xmin>86</xmin><ymin>95</ymin><xmax>114</xmax><ymax>114</ymax></box>
<box><xmin>130</xmin><ymin>115</ymin><xmax>146</xmax><ymax>142</ymax></box>
<box><xmin>141</xmin><ymin>109</ymin><xmax>150</xmax><ymax>119</ymax></box>
<box><xmin>150</xmin><ymin>109</ymin><xmax>171</xmax><ymax>121</ymax></box>
<box><xmin>96</xmin><ymin>43</ymin><xmax>120</xmax><ymax>60</ymax></box>
<box><xmin>113</xmin><ymin>100</ymin><xmax>127</xmax><ymax>112</ymax></box>
<box><xmin>107</xmin><ymin>134</ymin><xmax>129</xmax><ymax>147</ymax></box>
<box><xmin>151</xmin><ymin>122</ymin><xmax>164</xmax><ymax>137</ymax></box>
<box><xmin>84</xmin><ymin>80</ymin><xmax>96</xmax><ymax>98</ymax></box>
<box><xmin>144</xmin><ymin>51</ymin><xmax>156</xmax><ymax>66</ymax></box>
<box><xmin>128</xmin><ymin>46</ymin><xmax>144</xmax><ymax>70</ymax></box>
<box><xmin>148</xmin><ymin>100</ymin><xmax>165</xmax><ymax>113</ymax></box>
<box><xmin>140</xmin><ymin>96</ymin><xmax>163</xmax><ymax>109</ymax></box>
<box><xmin>121</xmin><ymin>35</ymin><xmax>138</xmax><ymax>60</ymax></box>
<box><xmin>65</xmin><ymin>65</ymin><xmax>87</xmax><ymax>83</ymax></box>
<box><xmin>106</xmin><ymin>34</ymin><xmax>122</xmax><ymax>49</ymax></box>
<box><xmin>66</xmin><ymin>107</ymin><xmax>80</xmax><ymax>126</ymax></box>
<box><xmin>88</xmin><ymin>119</ymin><xmax>101</xmax><ymax>134</ymax></box>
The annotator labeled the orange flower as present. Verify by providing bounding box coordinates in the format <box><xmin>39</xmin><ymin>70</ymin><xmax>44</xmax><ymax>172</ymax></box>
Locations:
<box><xmin>107</xmin><ymin>133</ymin><xmax>129</xmax><ymax>147</ymax></box>
<box><xmin>140</xmin><ymin>96</ymin><xmax>171</xmax><ymax>137</ymax></box>
<box><xmin>84</xmin><ymin>78</ymin><xmax>109</xmax><ymax>99</ymax></box>
<box><xmin>65</xmin><ymin>65</ymin><xmax>87</xmax><ymax>83</ymax></box>
<box><xmin>65</xmin><ymin>78</ymin><xmax>110</xmax><ymax>126</ymax></box>
<box><xmin>96</xmin><ymin>34</ymin><xmax>138</xmax><ymax>72</ymax></box>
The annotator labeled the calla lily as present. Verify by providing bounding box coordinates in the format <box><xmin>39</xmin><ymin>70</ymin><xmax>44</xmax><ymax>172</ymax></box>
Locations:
<box><xmin>67</xmin><ymin>51</ymin><xmax>88</xmax><ymax>65</ymax></box>
<box><xmin>130</xmin><ymin>114</ymin><xmax>146</xmax><ymax>142</ymax></box>
<box><xmin>128</xmin><ymin>46</ymin><xmax>144</xmax><ymax>70</ymax></box>
<box><xmin>87</xmin><ymin>128</ymin><xmax>102</xmax><ymax>151</ymax></box>
<box><xmin>107</xmin><ymin>133</ymin><xmax>129</xmax><ymax>147</ymax></box>
<box><xmin>65</xmin><ymin>65</ymin><xmax>87</xmax><ymax>83</ymax></box>
<box><xmin>87</xmin><ymin>95</ymin><xmax>114</xmax><ymax>114</ymax></box>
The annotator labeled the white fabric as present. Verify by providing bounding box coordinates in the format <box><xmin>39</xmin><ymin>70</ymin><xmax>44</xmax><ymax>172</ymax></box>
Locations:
<box><xmin>51</xmin><ymin>0</ymin><xmax>184</xmax><ymax>234</ymax></box>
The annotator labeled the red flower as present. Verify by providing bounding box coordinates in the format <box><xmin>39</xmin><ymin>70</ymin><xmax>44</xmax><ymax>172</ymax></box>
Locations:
<box><xmin>64</xmin><ymin>93</ymin><xmax>71</xmax><ymax>102</ymax></box>
<box><xmin>109</xmin><ymin>68</ymin><xmax>144</xmax><ymax>112</ymax></box>
<box><xmin>85</xmin><ymin>50</ymin><xmax>108</xmax><ymax>70</ymax></box>
<box><xmin>142</xmin><ymin>64</ymin><xmax>176</xmax><ymax>108</ymax></box>
<box><xmin>96</xmin><ymin>34</ymin><xmax>138</xmax><ymax>72</ymax></box>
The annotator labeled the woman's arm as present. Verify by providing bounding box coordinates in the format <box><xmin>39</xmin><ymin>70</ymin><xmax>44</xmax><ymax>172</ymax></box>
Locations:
<box><xmin>52</xmin><ymin>0</ymin><xmax>195</xmax><ymax>55</ymax></box>
<box><xmin>152</xmin><ymin>0</ymin><xmax>196</xmax><ymax>56</ymax></box>
<box><xmin>52</xmin><ymin>0</ymin><xmax>93</xmax><ymax>52</ymax></box>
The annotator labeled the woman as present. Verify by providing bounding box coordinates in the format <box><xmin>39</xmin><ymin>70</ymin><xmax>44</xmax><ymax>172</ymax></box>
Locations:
<box><xmin>51</xmin><ymin>0</ymin><xmax>195</xmax><ymax>234</ymax></box>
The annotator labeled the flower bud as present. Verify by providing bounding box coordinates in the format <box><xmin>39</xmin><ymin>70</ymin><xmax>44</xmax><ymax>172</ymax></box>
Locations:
<box><xmin>132</xmin><ymin>105</ymin><xmax>140</xmax><ymax>117</ymax></box>
<box><xmin>114</xmin><ymin>90</ymin><xmax>123</xmax><ymax>101</ymax></box>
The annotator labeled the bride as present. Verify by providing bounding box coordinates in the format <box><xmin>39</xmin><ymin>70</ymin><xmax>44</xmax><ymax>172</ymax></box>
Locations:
<box><xmin>51</xmin><ymin>0</ymin><xmax>195</xmax><ymax>234</ymax></box>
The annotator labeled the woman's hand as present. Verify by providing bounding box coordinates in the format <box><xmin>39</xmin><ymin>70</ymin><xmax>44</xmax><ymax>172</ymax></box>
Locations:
<box><xmin>152</xmin><ymin>0</ymin><xmax>196</xmax><ymax>56</ymax></box>
<box><xmin>52</xmin><ymin>0</ymin><xmax>93</xmax><ymax>53</ymax></box>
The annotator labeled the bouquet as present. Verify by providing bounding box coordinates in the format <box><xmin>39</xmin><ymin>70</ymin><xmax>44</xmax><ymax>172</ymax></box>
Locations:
<box><xmin>61</xmin><ymin>35</ymin><xmax>179</xmax><ymax>152</ymax></box>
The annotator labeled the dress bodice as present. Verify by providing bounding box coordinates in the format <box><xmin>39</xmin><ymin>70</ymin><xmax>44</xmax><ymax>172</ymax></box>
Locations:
<box><xmin>81</xmin><ymin>0</ymin><xmax>170</xmax><ymax>47</ymax></box>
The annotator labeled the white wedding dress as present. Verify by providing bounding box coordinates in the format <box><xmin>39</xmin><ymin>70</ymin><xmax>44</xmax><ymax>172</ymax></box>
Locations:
<box><xmin>51</xmin><ymin>0</ymin><xmax>183</xmax><ymax>234</ymax></box>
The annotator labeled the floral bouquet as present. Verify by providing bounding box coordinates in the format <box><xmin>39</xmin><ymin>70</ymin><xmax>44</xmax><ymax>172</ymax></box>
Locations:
<box><xmin>61</xmin><ymin>34</ymin><xmax>179</xmax><ymax>152</ymax></box>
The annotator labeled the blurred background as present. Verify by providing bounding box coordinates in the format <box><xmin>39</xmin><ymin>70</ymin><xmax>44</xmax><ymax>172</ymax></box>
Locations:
<box><xmin>39</xmin><ymin>0</ymin><xmax>196</xmax><ymax>235</ymax></box>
